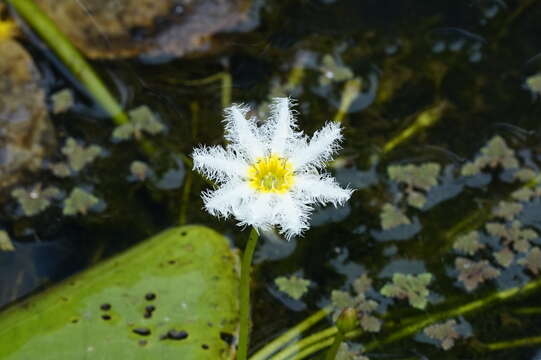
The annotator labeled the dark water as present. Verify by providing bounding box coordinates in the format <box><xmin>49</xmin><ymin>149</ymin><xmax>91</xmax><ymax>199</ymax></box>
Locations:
<box><xmin>3</xmin><ymin>0</ymin><xmax>541</xmax><ymax>359</ymax></box>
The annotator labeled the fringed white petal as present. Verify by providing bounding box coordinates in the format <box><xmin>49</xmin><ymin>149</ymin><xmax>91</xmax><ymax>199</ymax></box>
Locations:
<box><xmin>192</xmin><ymin>146</ymin><xmax>248</xmax><ymax>184</ymax></box>
<box><xmin>202</xmin><ymin>181</ymin><xmax>254</xmax><ymax>219</ymax></box>
<box><xmin>268</xmin><ymin>97</ymin><xmax>296</xmax><ymax>156</ymax></box>
<box><xmin>235</xmin><ymin>193</ymin><xmax>275</xmax><ymax>231</ymax></box>
<box><xmin>292</xmin><ymin>174</ymin><xmax>353</xmax><ymax>206</ymax></box>
<box><xmin>290</xmin><ymin>122</ymin><xmax>343</xmax><ymax>170</ymax></box>
<box><xmin>223</xmin><ymin>104</ymin><xmax>265</xmax><ymax>161</ymax></box>
<box><xmin>274</xmin><ymin>193</ymin><xmax>311</xmax><ymax>240</ymax></box>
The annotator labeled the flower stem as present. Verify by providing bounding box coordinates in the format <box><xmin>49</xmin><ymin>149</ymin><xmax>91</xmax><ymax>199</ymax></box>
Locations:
<box><xmin>238</xmin><ymin>227</ymin><xmax>260</xmax><ymax>360</ymax></box>
<box><xmin>324</xmin><ymin>332</ymin><xmax>344</xmax><ymax>360</ymax></box>
<box><xmin>250</xmin><ymin>307</ymin><xmax>332</xmax><ymax>360</ymax></box>
<box><xmin>268</xmin><ymin>327</ymin><xmax>339</xmax><ymax>360</ymax></box>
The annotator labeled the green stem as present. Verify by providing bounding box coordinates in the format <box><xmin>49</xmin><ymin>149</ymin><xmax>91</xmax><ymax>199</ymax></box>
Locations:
<box><xmin>250</xmin><ymin>307</ymin><xmax>332</xmax><ymax>360</ymax></box>
<box><xmin>324</xmin><ymin>332</ymin><xmax>344</xmax><ymax>360</ymax></box>
<box><xmin>484</xmin><ymin>334</ymin><xmax>541</xmax><ymax>351</ymax></box>
<box><xmin>286</xmin><ymin>329</ymin><xmax>362</xmax><ymax>360</ymax></box>
<box><xmin>238</xmin><ymin>227</ymin><xmax>260</xmax><ymax>360</ymax></box>
<box><xmin>8</xmin><ymin>0</ymin><xmax>128</xmax><ymax>125</ymax></box>
<box><xmin>269</xmin><ymin>327</ymin><xmax>338</xmax><ymax>360</ymax></box>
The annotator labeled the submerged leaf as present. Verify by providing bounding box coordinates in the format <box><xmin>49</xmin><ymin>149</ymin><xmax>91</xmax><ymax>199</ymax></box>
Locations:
<box><xmin>353</xmin><ymin>274</ymin><xmax>373</xmax><ymax>295</ymax></box>
<box><xmin>275</xmin><ymin>276</ymin><xmax>311</xmax><ymax>300</ymax></box>
<box><xmin>130</xmin><ymin>161</ymin><xmax>152</xmax><ymax>181</ymax></box>
<box><xmin>514</xmin><ymin>168</ymin><xmax>537</xmax><ymax>182</ymax></box>
<box><xmin>319</xmin><ymin>54</ymin><xmax>354</xmax><ymax>86</ymax></box>
<box><xmin>486</xmin><ymin>221</ymin><xmax>537</xmax><ymax>253</ymax></box>
<box><xmin>380</xmin><ymin>204</ymin><xmax>411</xmax><ymax>230</ymax></box>
<box><xmin>331</xmin><ymin>290</ymin><xmax>356</xmax><ymax>309</ymax></box>
<box><xmin>61</xmin><ymin>138</ymin><xmax>102</xmax><ymax>172</ymax></box>
<box><xmin>0</xmin><ymin>230</ymin><xmax>14</xmax><ymax>252</ymax></box>
<box><xmin>63</xmin><ymin>188</ymin><xmax>99</xmax><ymax>216</ymax></box>
<box><xmin>453</xmin><ymin>231</ymin><xmax>485</xmax><ymax>256</ymax></box>
<box><xmin>424</xmin><ymin>319</ymin><xmax>460</xmax><ymax>350</ymax></box>
<box><xmin>49</xmin><ymin>162</ymin><xmax>71</xmax><ymax>177</ymax></box>
<box><xmin>477</xmin><ymin>136</ymin><xmax>519</xmax><ymax>170</ymax></box>
<box><xmin>380</xmin><ymin>273</ymin><xmax>432</xmax><ymax>310</ymax></box>
<box><xmin>455</xmin><ymin>257</ymin><xmax>500</xmax><ymax>291</ymax></box>
<box><xmin>11</xmin><ymin>185</ymin><xmax>61</xmax><ymax>216</ymax></box>
<box><xmin>113</xmin><ymin>106</ymin><xmax>165</xmax><ymax>141</ymax></box>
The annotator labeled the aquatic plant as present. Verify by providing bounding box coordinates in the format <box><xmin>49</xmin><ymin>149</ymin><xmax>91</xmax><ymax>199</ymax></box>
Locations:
<box><xmin>275</xmin><ymin>275</ymin><xmax>311</xmax><ymax>300</ymax></box>
<box><xmin>192</xmin><ymin>97</ymin><xmax>352</xmax><ymax>360</ymax></box>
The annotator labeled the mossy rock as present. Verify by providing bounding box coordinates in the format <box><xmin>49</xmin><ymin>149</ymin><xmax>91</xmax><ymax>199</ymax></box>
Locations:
<box><xmin>0</xmin><ymin>225</ymin><xmax>239</xmax><ymax>359</ymax></box>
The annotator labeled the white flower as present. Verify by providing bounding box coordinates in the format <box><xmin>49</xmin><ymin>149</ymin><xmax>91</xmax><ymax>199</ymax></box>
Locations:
<box><xmin>192</xmin><ymin>97</ymin><xmax>353</xmax><ymax>239</ymax></box>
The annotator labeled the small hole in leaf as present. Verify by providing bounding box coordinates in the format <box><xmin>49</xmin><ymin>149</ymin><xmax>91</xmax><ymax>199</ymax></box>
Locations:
<box><xmin>161</xmin><ymin>329</ymin><xmax>188</xmax><ymax>340</ymax></box>
<box><xmin>100</xmin><ymin>303</ymin><xmax>111</xmax><ymax>311</ymax></box>
<box><xmin>102</xmin><ymin>315</ymin><xmax>111</xmax><ymax>321</ymax></box>
<box><xmin>220</xmin><ymin>332</ymin><xmax>235</xmax><ymax>345</ymax></box>
<box><xmin>133</xmin><ymin>328</ymin><xmax>151</xmax><ymax>336</ymax></box>
<box><xmin>145</xmin><ymin>293</ymin><xmax>156</xmax><ymax>301</ymax></box>
<box><xmin>202</xmin><ymin>344</ymin><xmax>209</xmax><ymax>350</ymax></box>
<box><xmin>138</xmin><ymin>340</ymin><xmax>148</xmax><ymax>346</ymax></box>
<box><xmin>180</xmin><ymin>231</ymin><xmax>187</xmax><ymax>236</ymax></box>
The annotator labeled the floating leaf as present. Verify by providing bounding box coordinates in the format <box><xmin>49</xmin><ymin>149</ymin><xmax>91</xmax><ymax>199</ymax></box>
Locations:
<box><xmin>319</xmin><ymin>54</ymin><xmax>354</xmax><ymax>86</ymax></box>
<box><xmin>353</xmin><ymin>274</ymin><xmax>372</xmax><ymax>295</ymax></box>
<box><xmin>518</xmin><ymin>247</ymin><xmax>541</xmax><ymax>275</ymax></box>
<box><xmin>130</xmin><ymin>161</ymin><xmax>151</xmax><ymax>181</ymax></box>
<box><xmin>453</xmin><ymin>231</ymin><xmax>485</xmax><ymax>255</ymax></box>
<box><xmin>61</xmin><ymin>138</ymin><xmax>102</xmax><ymax>172</ymax></box>
<box><xmin>477</xmin><ymin>136</ymin><xmax>519</xmax><ymax>170</ymax></box>
<box><xmin>0</xmin><ymin>226</ymin><xmax>239</xmax><ymax>360</ymax></box>
<box><xmin>388</xmin><ymin>163</ymin><xmax>440</xmax><ymax>191</ymax></box>
<box><xmin>492</xmin><ymin>201</ymin><xmax>523</xmax><ymax>221</ymax></box>
<box><xmin>63</xmin><ymin>188</ymin><xmax>99</xmax><ymax>216</ymax></box>
<box><xmin>0</xmin><ymin>231</ymin><xmax>14</xmax><ymax>252</ymax></box>
<box><xmin>113</xmin><ymin>106</ymin><xmax>165</xmax><ymax>141</ymax></box>
<box><xmin>514</xmin><ymin>168</ymin><xmax>537</xmax><ymax>182</ymax></box>
<box><xmin>331</xmin><ymin>290</ymin><xmax>356</xmax><ymax>309</ymax></box>
<box><xmin>51</xmin><ymin>88</ymin><xmax>73</xmax><ymax>114</ymax></box>
<box><xmin>511</xmin><ymin>187</ymin><xmax>534</xmax><ymax>202</ymax></box>
<box><xmin>49</xmin><ymin>162</ymin><xmax>71</xmax><ymax>177</ymax></box>
<box><xmin>360</xmin><ymin>313</ymin><xmax>382</xmax><ymax>333</ymax></box>
<box><xmin>380</xmin><ymin>204</ymin><xmax>411</xmax><ymax>230</ymax></box>
<box><xmin>455</xmin><ymin>257</ymin><xmax>500</xmax><ymax>292</ymax></box>
<box><xmin>424</xmin><ymin>319</ymin><xmax>460</xmax><ymax>350</ymax></box>
<box><xmin>494</xmin><ymin>247</ymin><xmax>514</xmax><ymax>268</ymax></box>
<box><xmin>380</xmin><ymin>273</ymin><xmax>432</xmax><ymax>310</ymax></box>
<box><xmin>275</xmin><ymin>276</ymin><xmax>311</xmax><ymax>300</ymax></box>
<box><xmin>336</xmin><ymin>343</ymin><xmax>369</xmax><ymax>360</ymax></box>
<box><xmin>407</xmin><ymin>190</ymin><xmax>426</xmax><ymax>209</ymax></box>
<box><xmin>11</xmin><ymin>185</ymin><xmax>61</xmax><ymax>216</ymax></box>
<box><xmin>486</xmin><ymin>221</ymin><xmax>537</xmax><ymax>253</ymax></box>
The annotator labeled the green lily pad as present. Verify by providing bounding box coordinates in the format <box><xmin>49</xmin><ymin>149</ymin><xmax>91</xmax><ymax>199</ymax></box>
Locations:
<box><xmin>0</xmin><ymin>225</ymin><xmax>239</xmax><ymax>360</ymax></box>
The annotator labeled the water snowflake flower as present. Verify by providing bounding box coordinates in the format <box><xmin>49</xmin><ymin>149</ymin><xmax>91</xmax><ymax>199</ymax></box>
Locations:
<box><xmin>192</xmin><ymin>97</ymin><xmax>352</xmax><ymax>239</ymax></box>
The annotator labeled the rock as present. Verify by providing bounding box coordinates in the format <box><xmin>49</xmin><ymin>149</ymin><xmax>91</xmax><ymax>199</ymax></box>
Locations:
<box><xmin>35</xmin><ymin>0</ymin><xmax>252</xmax><ymax>59</ymax></box>
<box><xmin>0</xmin><ymin>40</ymin><xmax>54</xmax><ymax>189</ymax></box>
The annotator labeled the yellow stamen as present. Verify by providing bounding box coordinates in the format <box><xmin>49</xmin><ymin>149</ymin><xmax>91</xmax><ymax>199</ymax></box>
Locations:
<box><xmin>247</xmin><ymin>155</ymin><xmax>295</xmax><ymax>193</ymax></box>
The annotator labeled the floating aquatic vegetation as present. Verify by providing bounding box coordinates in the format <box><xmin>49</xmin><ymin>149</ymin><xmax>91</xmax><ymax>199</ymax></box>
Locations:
<box><xmin>455</xmin><ymin>257</ymin><xmax>500</xmax><ymax>291</ymax></box>
<box><xmin>494</xmin><ymin>247</ymin><xmax>514</xmax><ymax>268</ymax></box>
<box><xmin>380</xmin><ymin>273</ymin><xmax>432</xmax><ymax>310</ymax></box>
<box><xmin>513</xmin><ymin>167</ymin><xmax>537</xmax><ymax>182</ymax></box>
<box><xmin>486</xmin><ymin>221</ymin><xmax>537</xmax><ymax>253</ymax></box>
<box><xmin>380</xmin><ymin>203</ymin><xmax>411</xmax><ymax>230</ymax></box>
<box><xmin>129</xmin><ymin>160</ymin><xmax>152</xmax><ymax>182</ymax></box>
<box><xmin>461</xmin><ymin>136</ymin><xmax>519</xmax><ymax>176</ymax></box>
<box><xmin>518</xmin><ymin>247</ymin><xmax>541</xmax><ymax>275</ymax></box>
<box><xmin>0</xmin><ymin>230</ymin><xmax>14</xmax><ymax>252</ymax></box>
<box><xmin>274</xmin><ymin>275</ymin><xmax>311</xmax><ymax>300</ymax></box>
<box><xmin>112</xmin><ymin>105</ymin><xmax>165</xmax><ymax>141</ymax></box>
<box><xmin>318</xmin><ymin>54</ymin><xmax>354</xmax><ymax>86</ymax></box>
<box><xmin>63</xmin><ymin>187</ymin><xmax>99</xmax><ymax>216</ymax></box>
<box><xmin>453</xmin><ymin>231</ymin><xmax>485</xmax><ymax>255</ymax></box>
<box><xmin>388</xmin><ymin>163</ymin><xmax>440</xmax><ymax>208</ymax></box>
<box><xmin>524</xmin><ymin>73</ymin><xmax>541</xmax><ymax>99</ymax></box>
<box><xmin>511</xmin><ymin>186</ymin><xmax>539</xmax><ymax>202</ymax></box>
<box><xmin>61</xmin><ymin>137</ymin><xmax>102</xmax><ymax>172</ymax></box>
<box><xmin>49</xmin><ymin>162</ymin><xmax>71</xmax><ymax>178</ymax></box>
<box><xmin>492</xmin><ymin>201</ymin><xmax>523</xmax><ymax>221</ymax></box>
<box><xmin>423</xmin><ymin>319</ymin><xmax>461</xmax><ymax>350</ymax></box>
<box><xmin>336</xmin><ymin>343</ymin><xmax>369</xmax><ymax>360</ymax></box>
<box><xmin>192</xmin><ymin>97</ymin><xmax>352</xmax><ymax>239</ymax></box>
<box><xmin>331</xmin><ymin>290</ymin><xmax>357</xmax><ymax>309</ymax></box>
<box><xmin>11</xmin><ymin>185</ymin><xmax>61</xmax><ymax>216</ymax></box>
<box><xmin>50</xmin><ymin>88</ymin><xmax>73</xmax><ymax>114</ymax></box>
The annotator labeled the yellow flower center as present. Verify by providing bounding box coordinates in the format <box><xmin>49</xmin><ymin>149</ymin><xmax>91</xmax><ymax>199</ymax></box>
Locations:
<box><xmin>247</xmin><ymin>155</ymin><xmax>295</xmax><ymax>193</ymax></box>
